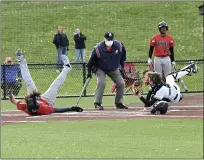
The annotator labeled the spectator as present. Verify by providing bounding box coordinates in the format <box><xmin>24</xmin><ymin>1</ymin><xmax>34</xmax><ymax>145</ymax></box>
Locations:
<box><xmin>53</xmin><ymin>26</ymin><xmax>69</xmax><ymax>73</ymax></box>
<box><xmin>74</xmin><ymin>28</ymin><xmax>87</xmax><ymax>63</ymax></box>
<box><xmin>1</xmin><ymin>56</ymin><xmax>22</xmax><ymax>96</ymax></box>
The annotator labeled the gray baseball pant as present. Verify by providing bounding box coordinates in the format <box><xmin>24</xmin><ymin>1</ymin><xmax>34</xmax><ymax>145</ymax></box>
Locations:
<box><xmin>19</xmin><ymin>58</ymin><xmax>70</xmax><ymax>106</ymax></box>
<box><xmin>95</xmin><ymin>68</ymin><xmax>125</xmax><ymax>104</ymax></box>
<box><xmin>154</xmin><ymin>56</ymin><xmax>171</xmax><ymax>78</ymax></box>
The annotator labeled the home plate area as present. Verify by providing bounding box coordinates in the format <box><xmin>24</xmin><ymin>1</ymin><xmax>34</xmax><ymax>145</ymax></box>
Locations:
<box><xmin>1</xmin><ymin>106</ymin><xmax>203</xmax><ymax>125</ymax></box>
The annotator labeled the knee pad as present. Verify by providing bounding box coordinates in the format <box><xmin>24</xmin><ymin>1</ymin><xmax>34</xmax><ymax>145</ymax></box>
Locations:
<box><xmin>151</xmin><ymin>101</ymin><xmax>169</xmax><ymax>115</ymax></box>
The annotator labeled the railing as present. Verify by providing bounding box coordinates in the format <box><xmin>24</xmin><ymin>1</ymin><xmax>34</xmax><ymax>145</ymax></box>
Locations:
<box><xmin>1</xmin><ymin>59</ymin><xmax>203</xmax><ymax>100</ymax></box>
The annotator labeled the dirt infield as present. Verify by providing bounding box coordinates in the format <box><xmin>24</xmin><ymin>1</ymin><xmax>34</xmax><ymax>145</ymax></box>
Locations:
<box><xmin>1</xmin><ymin>95</ymin><xmax>203</xmax><ymax>125</ymax></box>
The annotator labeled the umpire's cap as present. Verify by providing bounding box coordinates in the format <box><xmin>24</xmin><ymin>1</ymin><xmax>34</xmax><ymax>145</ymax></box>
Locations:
<box><xmin>104</xmin><ymin>32</ymin><xmax>114</xmax><ymax>41</ymax></box>
<box><xmin>158</xmin><ymin>21</ymin><xmax>168</xmax><ymax>30</ymax></box>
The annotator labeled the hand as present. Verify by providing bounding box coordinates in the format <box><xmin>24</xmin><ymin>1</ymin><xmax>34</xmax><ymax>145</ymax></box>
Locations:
<box><xmin>87</xmin><ymin>73</ymin><xmax>92</xmax><ymax>79</ymax></box>
<box><xmin>137</xmin><ymin>92</ymin><xmax>142</xmax><ymax>98</ymax></box>
<box><xmin>172</xmin><ymin>61</ymin><xmax>176</xmax><ymax>67</ymax></box>
<box><xmin>148</xmin><ymin>58</ymin><xmax>153</xmax><ymax>65</ymax></box>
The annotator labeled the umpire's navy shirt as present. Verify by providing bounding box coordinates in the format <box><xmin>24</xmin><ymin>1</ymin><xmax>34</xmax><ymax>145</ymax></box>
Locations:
<box><xmin>87</xmin><ymin>40</ymin><xmax>126</xmax><ymax>72</ymax></box>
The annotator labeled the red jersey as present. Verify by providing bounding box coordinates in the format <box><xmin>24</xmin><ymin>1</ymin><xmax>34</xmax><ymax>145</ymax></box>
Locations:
<box><xmin>150</xmin><ymin>33</ymin><xmax>174</xmax><ymax>57</ymax></box>
<box><xmin>16</xmin><ymin>98</ymin><xmax>55</xmax><ymax>116</ymax></box>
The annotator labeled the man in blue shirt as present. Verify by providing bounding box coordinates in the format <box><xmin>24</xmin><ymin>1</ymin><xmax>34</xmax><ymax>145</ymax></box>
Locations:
<box><xmin>1</xmin><ymin>57</ymin><xmax>22</xmax><ymax>96</ymax></box>
<box><xmin>87</xmin><ymin>32</ymin><xmax>127</xmax><ymax>110</ymax></box>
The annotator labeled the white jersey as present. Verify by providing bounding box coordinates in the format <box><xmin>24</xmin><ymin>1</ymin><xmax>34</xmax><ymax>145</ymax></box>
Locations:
<box><xmin>154</xmin><ymin>85</ymin><xmax>181</xmax><ymax>103</ymax></box>
<box><xmin>154</xmin><ymin>74</ymin><xmax>182</xmax><ymax>103</ymax></box>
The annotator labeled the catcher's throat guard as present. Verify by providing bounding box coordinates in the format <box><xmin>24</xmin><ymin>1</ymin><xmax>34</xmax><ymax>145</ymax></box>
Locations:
<box><xmin>151</xmin><ymin>101</ymin><xmax>168</xmax><ymax>115</ymax></box>
<box><xmin>27</xmin><ymin>96</ymin><xmax>40</xmax><ymax>114</ymax></box>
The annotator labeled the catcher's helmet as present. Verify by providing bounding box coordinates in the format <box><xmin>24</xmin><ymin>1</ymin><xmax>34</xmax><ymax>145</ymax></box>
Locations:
<box><xmin>158</xmin><ymin>21</ymin><xmax>168</xmax><ymax>31</ymax></box>
<box><xmin>151</xmin><ymin>101</ymin><xmax>169</xmax><ymax>115</ymax></box>
<box><xmin>148</xmin><ymin>72</ymin><xmax>162</xmax><ymax>85</ymax></box>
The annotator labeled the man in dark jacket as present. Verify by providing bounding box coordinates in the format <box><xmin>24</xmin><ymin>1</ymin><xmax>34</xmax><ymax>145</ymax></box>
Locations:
<box><xmin>74</xmin><ymin>28</ymin><xmax>87</xmax><ymax>63</ymax></box>
<box><xmin>53</xmin><ymin>26</ymin><xmax>69</xmax><ymax>73</ymax></box>
<box><xmin>86</xmin><ymin>32</ymin><xmax>127</xmax><ymax>110</ymax></box>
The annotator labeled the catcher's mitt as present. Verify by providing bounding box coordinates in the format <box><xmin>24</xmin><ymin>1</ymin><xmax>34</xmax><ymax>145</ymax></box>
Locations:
<box><xmin>132</xmin><ymin>78</ymin><xmax>143</xmax><ymax>95</ymax></box>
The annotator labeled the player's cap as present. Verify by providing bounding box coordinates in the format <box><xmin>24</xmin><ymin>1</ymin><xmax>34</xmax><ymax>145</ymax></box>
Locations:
<box><xmin>104</xmin><ymin>32</ymin><xmax>114</xmax><ymax>41</ymax></box>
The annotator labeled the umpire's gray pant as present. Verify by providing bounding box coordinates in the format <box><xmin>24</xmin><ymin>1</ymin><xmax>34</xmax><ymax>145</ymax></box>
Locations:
<box><xmin>95</xmin><ymin>68</ymin><xmax>125</xmax><ymax>104</ymax></box>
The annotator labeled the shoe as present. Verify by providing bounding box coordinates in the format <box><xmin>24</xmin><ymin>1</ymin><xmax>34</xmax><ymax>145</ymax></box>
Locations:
<box><xmin>16</xmin><ymin>50</ymin><xmax>24</xmax><ymax>62</ymax></box>
<box><xmin>115</xmin><ymin>103</ymin><xmax>128</xmax><ymax>109</ymax></box>
<box><xmin>190</xmin><ymin>61</ymin><xmax>198</xmax><ymax>73</ymax></box>
<box><xmin>61</xmin><ymin>55</ymin><xmax>72</xmax><ymax>69</ymax></box>
<box><xmin>94</xmin><ymin>103</ymin><xmax>104</xmax><ymax>110</ymax></box>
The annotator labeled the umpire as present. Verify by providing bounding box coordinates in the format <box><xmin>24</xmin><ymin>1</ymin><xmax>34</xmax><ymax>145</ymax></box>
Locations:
<box><xmin>87</xmin><ymin>32</ymin><xmax>127</xmax><ymax>110</ymax></box>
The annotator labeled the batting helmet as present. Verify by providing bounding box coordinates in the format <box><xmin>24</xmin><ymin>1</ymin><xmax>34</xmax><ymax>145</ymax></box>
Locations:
<box><xmin>151</xmin><ymin>101</ymin><xmax>169</xmax><ymax>115</ymax></box>
<box><xmin>26</xmin><ymin>96</ymin><xmax>40</xmax><ymax>114</ymax></box>
<box><xmin>158</xmin><ymin>21</ymin><xmax>168</xmax><ymax>31</ymax></box>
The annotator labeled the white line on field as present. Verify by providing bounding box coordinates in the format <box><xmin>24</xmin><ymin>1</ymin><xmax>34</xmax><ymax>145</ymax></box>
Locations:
<box><xmin>138</xmin><ymin>115</ymin><xmax>203</xmax><ymax>118</ymax></box>
<box><xmin>168</xmin><ymin>110</ymin><xmax>202</xmax><ymax>112</ymax></box>
<box><xmin>1</xmin><ymin>105</ymin><xmax>202</xmax><ymax>113</ymax></box>
<box><xmin>1</xmin><ymin>114</ymin><xmax>28</xmax><ymax>117</ymax></box>
<box><xmin>1</xmin><ymin>110</ymin><xmax>22</xmax><ymax>112</ymax></box>
<box><xmin>2</xmin><ymin>121</ymin><xmax>46</xmax><ymax>123</ymax></box>
<box><xmin>25</xmin><ymin>115</ymin><xmax>203</xmax><ymax>118</ymax></box>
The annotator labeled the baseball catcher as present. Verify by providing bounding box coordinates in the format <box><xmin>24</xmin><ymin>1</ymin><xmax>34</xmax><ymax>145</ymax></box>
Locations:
<box><xmin>132</xmin><ymin>62</ymin><xmax>198</xmax><ymax>115</ymax></box>
<box><xmin>9</xmin><ymin>51</ymin><xmax>83</xmax><ymax>116</ymax></box>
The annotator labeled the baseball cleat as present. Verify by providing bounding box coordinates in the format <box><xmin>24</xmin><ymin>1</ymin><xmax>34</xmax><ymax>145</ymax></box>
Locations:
<box><xmin>190</xmin><ymin>61</ymin><xmax>198</xmax><ymax>73</ymax></box>
<box><xmin>94</xmin><ymin>103</ymin><xmax>104</xmax><ymax>110</ymax></box>
<box><xmin>115</xmin><ymin>103</ymin><xmax>128</xmax><ymax>109</ymax></box>
<box><xmin>16</xmin><ymin>50</ymin><xmax>24</xmax><ymax>62</ymax></box>
<box><xmin>61</xmin><ymin>55</ymin><xmax>72</xmax><ymax>70</ymax></box>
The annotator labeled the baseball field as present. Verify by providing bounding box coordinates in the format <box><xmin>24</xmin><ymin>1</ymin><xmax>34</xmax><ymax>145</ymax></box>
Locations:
<box><xmin>1</xmin><ymin>1</ymin><xmax>203</xmax><ymax>159</ymax></box>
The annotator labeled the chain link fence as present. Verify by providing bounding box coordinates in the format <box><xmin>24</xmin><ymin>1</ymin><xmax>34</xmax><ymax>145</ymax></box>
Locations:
<box><xmin>1</xmin><ymin>59</ymin><xmax>203</xmax><ymax>100</ymax></box>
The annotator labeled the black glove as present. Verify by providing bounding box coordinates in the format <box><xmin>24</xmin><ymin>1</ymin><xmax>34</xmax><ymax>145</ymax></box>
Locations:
<box><xmin>71</xmin><ymin>106</ymin><xmax>83</xmax><ymax>112</ymax></box>
<box><xmin>87</xmin><ymin>73</ymin><xmax>92</xmax><ymax>79</ymax></box>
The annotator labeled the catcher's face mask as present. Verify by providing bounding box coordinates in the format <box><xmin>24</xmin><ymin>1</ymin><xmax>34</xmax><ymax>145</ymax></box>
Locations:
<box><xmin>26</xmin><ymin>96</ymin><xmax>40</xmax><ymax>113</ymax></box>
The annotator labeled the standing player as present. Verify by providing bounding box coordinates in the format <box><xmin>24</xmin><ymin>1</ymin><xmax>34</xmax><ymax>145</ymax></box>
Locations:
<box><xmin>9</xmin><ymin>51</ymin><xmax>83</xmax><ymax>116</ymax></box>
<box><xmin>86</xmin><ymin>32</ymin><xmax>127</xmax><ymax>110</ymax></box>
<box><xmin>134</xmin><ymin>62</ymin><xmax>198</xmax><ymax>115</ymax></box>
<box><xmin>148</xmin><ymin>21</ymin><xmax>176</xmax><ymax>81</ymax></box>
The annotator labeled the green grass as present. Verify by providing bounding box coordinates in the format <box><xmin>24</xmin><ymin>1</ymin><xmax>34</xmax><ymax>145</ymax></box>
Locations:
<box><xmin>1</xmin><ymin>1</ymin><xmax>203</xmax><ymax>63</ymax></box>
<box><xmin>1</xmin><ymin>1</ymin><xmax>203</xmax><ymax>98</ymax></box>
<box><xmin>2</xmin><ymin>119</ymin><xmax>203</xmax><ymax>158</ymax></box>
